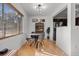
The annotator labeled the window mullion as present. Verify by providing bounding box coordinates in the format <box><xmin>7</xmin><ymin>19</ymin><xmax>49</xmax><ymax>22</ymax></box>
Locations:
<box><xmin>2</xmin><ymin>4</ymin><xmax>6</xmax><ymax>38</ymax></box>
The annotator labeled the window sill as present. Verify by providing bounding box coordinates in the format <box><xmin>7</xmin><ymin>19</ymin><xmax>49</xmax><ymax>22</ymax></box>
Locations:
<box><xmin>0</xmin><ymin>33</ymin><xmax>23</xmax><ymax>40</ymax></box>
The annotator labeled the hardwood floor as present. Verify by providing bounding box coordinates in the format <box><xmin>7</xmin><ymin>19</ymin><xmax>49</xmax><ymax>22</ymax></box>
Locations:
<box><xmin>15</xmin><ymin>39</ymin><xmax>65</xmax><ymax>56</ymax></box>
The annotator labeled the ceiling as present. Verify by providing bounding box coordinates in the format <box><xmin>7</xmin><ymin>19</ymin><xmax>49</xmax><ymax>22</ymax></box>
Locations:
<box><xmin>20</xmin><ymin>3</ymin><xmax>64</xmax><ymax>16</ymax></box>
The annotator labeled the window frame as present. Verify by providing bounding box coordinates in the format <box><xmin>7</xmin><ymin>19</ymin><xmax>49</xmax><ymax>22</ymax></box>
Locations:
<box><xmin>0</xmin><ymin>3</ymin><xmax>23</xmax><ymax>40</ymax></box>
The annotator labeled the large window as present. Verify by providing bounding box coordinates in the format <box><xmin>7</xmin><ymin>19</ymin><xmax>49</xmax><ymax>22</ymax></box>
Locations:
<box><xmin>0</xmin><ymin>3</ymin><xmax>23</xmax><ymax>39</ymax></box>
<box><xmin>0</xmin><ymin>3</ymin><xmax>3</xmax><ymax>38</ymax></box>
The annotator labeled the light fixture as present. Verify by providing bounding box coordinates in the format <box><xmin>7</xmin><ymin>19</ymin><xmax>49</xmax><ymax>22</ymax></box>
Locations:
<box><xmin>33</xmin><ymin>3</ymin><xmax>46</xmax><ymax>11</ymax></box>
<box><xmin>33</xmin><ymin>3</ymin><xmax>46</xmax><ymax>22</ymax></box>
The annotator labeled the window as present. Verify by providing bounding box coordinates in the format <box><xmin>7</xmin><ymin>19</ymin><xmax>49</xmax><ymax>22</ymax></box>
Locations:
<box><xmin>0</xmin><ymin>3</ymin><xmax>23</xmax><ymax>39</ymax></box>
<box><xmin>0</xmin><ymin>3</ymin><xmax>4</xmax><ymax>38</ymax></box>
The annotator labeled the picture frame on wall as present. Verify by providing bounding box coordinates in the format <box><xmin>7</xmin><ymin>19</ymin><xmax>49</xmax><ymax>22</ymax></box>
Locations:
<box><xmin>32</xmin><ymin>18</ymin><xmax>45</xmax><ymax>22</ymax></box>
<box><xmin>32</xmin><ymin>18</ymin><xmax>38</xmax><ymax>22</ymax></box>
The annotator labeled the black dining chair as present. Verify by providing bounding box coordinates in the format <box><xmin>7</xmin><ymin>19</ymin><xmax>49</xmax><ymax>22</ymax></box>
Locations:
<box><xmin>31</xmin><ymin>35</ymin><xmax>39</xmax><ymax>48</ymax></box>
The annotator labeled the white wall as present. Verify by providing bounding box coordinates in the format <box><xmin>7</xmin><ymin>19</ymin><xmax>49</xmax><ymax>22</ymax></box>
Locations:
<box><xmin>70</xmin><ymin>4</ymin><xmax>79</xmax><ymax>56</ymax></box>
<box><xmin>0</xmin><ymin>3</ymin><xmax>28</xmax><ymax>50</ymax></box>
<box><xmin>71</xmin><ymin>27</ymin><xmax>79</xmax><ymax>56</ymax></box>
<box><xmin>52</xmin><ymin>3</ymin><xmax>71</xmax><ymax>55</ymax></box>
<box><xmin>27</xmin><ymin>16</ymin><xmax>53</xmax><ymax>40</ymax></box>
<box><xmin>65</xmin><ymin>3</ymin><xmax>79</xmax><ymax>56</ymax></box>
<box><xmin>0</xmin><ymin>34</ymin><xmax>26</xmax><ymax>50</ymax></box>
<box><xmin>56</xmin><ymin>27</ymin><xmax>70</xmax><ymax>55</ymax></box>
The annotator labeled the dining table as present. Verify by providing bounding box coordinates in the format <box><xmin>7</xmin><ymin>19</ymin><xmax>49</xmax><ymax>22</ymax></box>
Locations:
<box><xmin>30</xmin><ymin>33</ymin><xmax>42</xmax><ymax>48</ymax></box>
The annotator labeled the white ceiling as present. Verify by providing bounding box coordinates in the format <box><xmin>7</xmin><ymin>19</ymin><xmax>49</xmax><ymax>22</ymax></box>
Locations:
<box><xmin>21</xmin><ymin>3</ymin><xmax>64</xmax><ymax>16</ymax></box>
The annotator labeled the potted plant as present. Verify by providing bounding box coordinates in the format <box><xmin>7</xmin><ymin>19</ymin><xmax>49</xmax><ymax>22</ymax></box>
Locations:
<box><xmin>46</xmin><ymin>27</ymin><xmax>50</xmax><ymax>39</ymax></box>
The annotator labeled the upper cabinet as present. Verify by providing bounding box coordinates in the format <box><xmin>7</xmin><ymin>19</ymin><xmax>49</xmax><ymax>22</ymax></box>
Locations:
<box><xmin>35</xmin><ymin>22</ymin><xmax>44</xmax><ymax>33</ymax></box>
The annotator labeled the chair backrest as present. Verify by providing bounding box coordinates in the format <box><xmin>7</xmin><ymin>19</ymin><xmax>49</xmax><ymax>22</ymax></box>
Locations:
<box><xmin>39</xmin><ymin>32</ymin><xmax>45</xmax><ymax>39</ymax></box>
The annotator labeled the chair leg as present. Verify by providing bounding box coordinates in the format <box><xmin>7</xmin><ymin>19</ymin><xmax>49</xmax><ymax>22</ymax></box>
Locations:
<box><xmin>37</xmin><ymin>41</ymin><xmax>41</xmax><ymax>50</ymax></box>
<box><xmin>41</xmin><ymin>40</ymin><xmax>45</xmax><ymax>48</ymax></box>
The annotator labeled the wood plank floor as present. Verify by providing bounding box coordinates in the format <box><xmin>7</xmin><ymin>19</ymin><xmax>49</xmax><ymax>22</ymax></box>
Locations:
<box><xmin>15</xmin><ymin>39</ymin><xmax>65</xmax><ymax>56</ymax></box>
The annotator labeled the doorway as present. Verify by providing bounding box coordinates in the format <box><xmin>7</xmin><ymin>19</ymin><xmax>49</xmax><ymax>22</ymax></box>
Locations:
<box><xmin>53</xmin><ymin>8</ymin><xmax>67</xmax><ymax>42</ymax></box>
